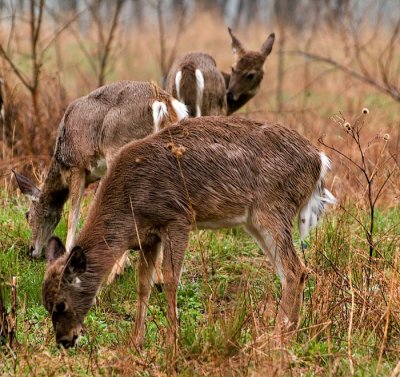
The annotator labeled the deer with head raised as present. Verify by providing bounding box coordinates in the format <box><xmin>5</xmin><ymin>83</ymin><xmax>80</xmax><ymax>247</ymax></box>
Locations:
<box><xmin>165</xmin><ymin>28</ymin><xmax>275</xmax><ymax>117</ymax></box>
<box><xmin>14</xmin><ymin>81</ymin><xmax>187</xmax><ymax>263</ymax></box>
<box><xmin>41</xmin><ymin>116</ymin><xmax>335</xmax><ymax>349</ymax></box>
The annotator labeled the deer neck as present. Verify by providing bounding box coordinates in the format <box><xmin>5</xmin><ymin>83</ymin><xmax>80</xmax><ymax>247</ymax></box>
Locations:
<box><xmin>220</xmin><ymin>70</ymin><xmax>231</xmax><ymax>88</ymax></box>
<box><xmin>76</xmin><ymin>206</ymin><xmax>140</xmax><ymax>282</ymax></box>
<box><xmin>226</xmin><ymin>91</ymin><xmax>258</xmax><ymax>115</ymax></box>
<box><xmin>40</xmin><ymin>159</ymin><xmax>70</xmax><ymax>211</ymax></box>
<box><xmin>220</xmin><ymin>70</ymin><xmax>259</xmax><ymax>115</ymax></box>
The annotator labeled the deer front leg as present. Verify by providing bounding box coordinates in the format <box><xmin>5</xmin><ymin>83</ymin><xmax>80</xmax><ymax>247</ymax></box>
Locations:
<box><xmin>160</xmin><ymin>221</ymin><xmax>190</xmax><ymax>352</ymax></box>
<box><xmin>132</xmin><ymin>242</ymin><xmax>162</xmax><ymax>349</ymax></box>
<box><xmin>65</xmin><ymin>168</ymin><xmax>86</xmax><ymax>252</ymax></box>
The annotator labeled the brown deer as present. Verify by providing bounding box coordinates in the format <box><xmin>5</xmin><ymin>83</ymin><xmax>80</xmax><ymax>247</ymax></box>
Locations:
<box><xmin>41</xmin><ymin>116</ymin><xmax>335</xmax><ymax>349</ymax></box>
<box><xmin>164</xmin><ymin>28</ymin><xmax>275</xmax><ymax>116</ymax></box>
<box><xmin>14</xmin><ymin>81</ymin><xmax>187</xmax><ymax>261</ymax></box>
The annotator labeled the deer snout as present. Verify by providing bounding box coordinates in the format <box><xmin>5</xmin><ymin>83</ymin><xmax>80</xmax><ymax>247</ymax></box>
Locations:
<box><xmin>227</xmin><ymin>90</ymin><xmax>235</xmax><ymax>102</ymax></box>
<box><xmin>57</xmin><ymin>334</ymin><xmax>78</xmax><ymax>348</ymax></box>
<box><xmin>29</xmin><ymin>244</ymin><xmax>41</xmax><ymax>259</ymax></box>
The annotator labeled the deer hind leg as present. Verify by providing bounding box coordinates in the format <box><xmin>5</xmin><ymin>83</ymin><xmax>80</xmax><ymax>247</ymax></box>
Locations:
<box><xmin>154</xmin><ymin>245</ymin><xmax>164</xmax><ymax>287</ymax></box>
<box><xmin>132</xmin><ymin>242</ymin><xmax>162</xmax><ymax>349</ymax></box>
<box><xmin>160</xmin><ymin>221</ymin><xmax>190</xmax><ymax>351</ymax></box>
<box><xmin>66</xmin><ymin>168</ymin><xmax>86</xmax><ymax>252</ymax></box>
<box><xmin>246</xmin><ymin>212</ymin><xmax>308</xmax><ymax>334</ymax></box>
<box><xmin>107</xmin><ymin>250</ymin><xmax>131</xmax><ymax>285</ymax></box>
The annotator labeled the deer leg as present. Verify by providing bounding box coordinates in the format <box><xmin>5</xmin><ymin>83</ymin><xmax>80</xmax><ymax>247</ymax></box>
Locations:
<box><xmin>246</xmin><ymin>213</ymin><xmax>307</xmax><ymax>334</ymax></box>
<box><xmin>132</xmin><ymin>242</ymin><xmax>162</xmax><ymax>349</ymax></box>
<box><xmin>66</xmin><ymin>168</ymin><xmax>86</xmax><ymax>252</ymax></box>
<box><xmin>154</xmin><ymin>244</ymin><xmax>164</xmax><ymax>288</ymax></box>
<box><xmin>275</xmin><ymin>242</ymin><xmax>308</xmax><ymax>334</ymax></box>
<box><xmin>107</xmin><ymin>250</ymin><xmax>130</xmax><ymax>285</ymax></box>
<box><xmin>160</xmin><ymin>221</ymin><xmax>189</xmax><ymax>351</ymax></box>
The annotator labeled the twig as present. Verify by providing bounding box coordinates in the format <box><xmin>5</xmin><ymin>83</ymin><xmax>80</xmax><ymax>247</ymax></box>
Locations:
<box><xmin>288</xmin><ymin>50</ymin><xmax>400</xmax><ymax>102</ymax></box>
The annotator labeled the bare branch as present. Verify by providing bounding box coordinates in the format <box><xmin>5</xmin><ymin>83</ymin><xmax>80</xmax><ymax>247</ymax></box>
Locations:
<box><xmin>98</xmin><ymin>0</ymin><xmax>125</xmax><ymax>86</ymax></box>
<box><xmin>0</xmin><ymin>44</ymin><xmax>32</xmax><ymax>90</ymax></box>
<box><xmin>289</xmin><ymin>50</ymin><xmax>400</xmax><ymax>102</ymax></box>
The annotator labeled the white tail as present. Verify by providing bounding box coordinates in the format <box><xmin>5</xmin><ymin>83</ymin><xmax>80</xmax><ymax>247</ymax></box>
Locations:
<box><xmin>298</xmin><ymin>153</ymin><xmax>336</xmax><ymax>239</ymax></box>
<box><xmin>151</xmin><ymin>101</ymin><xmax>168</xmax><ymax>132</ymax></box>
<box><xmin>194</xmin><ymin>69</ymin><xmax>204</xmax><ymax>116</ymax></box>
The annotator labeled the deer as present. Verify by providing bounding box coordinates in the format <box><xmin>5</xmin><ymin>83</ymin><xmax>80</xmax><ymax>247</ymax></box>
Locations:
<box><xmin>164</xmin><ymin>28</ymin><xmax>275</xmax><ymax>117</ymax></box>
<box><xmin>41</xmin><ymin>115</ymin><xmax>335</xmax><ymax>350</ymax></box>
<box><xmin>13</xmin><ymin>81</ymin><xmax>188</xmax><ymax>277</ymax></box>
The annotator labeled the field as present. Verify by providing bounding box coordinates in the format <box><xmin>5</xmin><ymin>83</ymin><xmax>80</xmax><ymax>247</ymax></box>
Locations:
<box><xmin>1</xmin><ymin>4</ymin><xmax>400</xmax><ymax>376</ymax></box>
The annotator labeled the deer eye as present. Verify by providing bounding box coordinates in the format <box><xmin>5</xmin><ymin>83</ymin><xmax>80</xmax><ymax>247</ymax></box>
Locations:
<box><xmin>231</xmin><ymin>67</ymin><xmax>236</xmax><ymax>73</ymax></box>
<box><xmin>55</xmin><ymin>302</ymin><xmax>67</xmax><ymax>313</ymax></box>
<box><xmin>246</xmin><ymin>73</ymin><xmax>255</xmax><ymax>80</ymax></box>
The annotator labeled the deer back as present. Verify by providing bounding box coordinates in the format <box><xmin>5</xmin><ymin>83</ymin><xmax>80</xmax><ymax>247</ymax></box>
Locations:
<box><xmin>56</xmin><ymin>81</ymin><xmax>186</xmax><ymax>170</ymax></box>
<box><xmin>78</xmin><ymin>116</ymin><xmax>323</xmax><ymax>253</ymax></box>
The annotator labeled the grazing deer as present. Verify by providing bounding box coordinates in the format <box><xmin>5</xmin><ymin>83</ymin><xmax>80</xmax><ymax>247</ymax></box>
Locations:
<box><xmin>41</xmin><ymin>116</ymin><xmax>335</xmax><ymax>349</ymax></box>
<box><xmin>14</xmin><ymin>81</ymin><xmax>187</xmax><ymax>261</ymax></box>
<box><xmin>165</xmin><ymin>28</ymin><xmax>275</xmax><ymax>117</ymax></box>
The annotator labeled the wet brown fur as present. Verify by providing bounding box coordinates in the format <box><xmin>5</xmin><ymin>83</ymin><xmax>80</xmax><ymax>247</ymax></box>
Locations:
<box><xmin>42</xmin><ymin>116</ymin><xmax>332</xmax><ymax>349</ymax></box>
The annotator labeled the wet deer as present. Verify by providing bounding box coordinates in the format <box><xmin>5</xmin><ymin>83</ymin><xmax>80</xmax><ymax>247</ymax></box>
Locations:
<box><xmin>41</xmin><ymin>116</ymin><xmax>335</xmax><ymax>349</ymax></box>
<box><xmin>165</xmin><ymin>28</ymin><xmax>275</xmax><ymax>117</ymax></box>
<box><xmin>14</xmin><ymin>81</ymin><xmax>187</xmax><ymax>262</ymax></box>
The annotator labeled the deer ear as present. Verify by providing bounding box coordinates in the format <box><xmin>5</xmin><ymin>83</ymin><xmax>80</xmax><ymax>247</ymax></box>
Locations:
<box><xmin>228</xmin><ymin>27</ymin><xmax>245</xmax><ymax>60</ymax></box>
<box><xmin>67</xmin><ymin>246</ymin><xmax>87</xmax><ymax>275</ymax></box>
<box><xmin>260</xmin><ymin>33</ymin><xmax>275</xmax><ymax>59</ymax></box>
<box><xmin>47</xmin><ymin>236</ymin><xmax>67</xmax><ymax>263</ymax></box>
<box><xmin>13</xmin><ymin>169</ymin><xmax>41</xmax><ymax>202</ymax></box>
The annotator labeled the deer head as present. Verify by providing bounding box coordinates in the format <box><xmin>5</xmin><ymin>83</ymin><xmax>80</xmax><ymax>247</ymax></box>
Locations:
<box><xmin>42</xmin><ymin>236</ymin><xmax>91</xmax><ymax>348</ymax></box>
<box><xmin>226</xmin><ymin>28</ymin><xmax>275</xmax><ymax>103</ymax></box>
<box><xmin>13</xmin><ymin>170</ymin><xmax>67</xmax><ymax>258</ymax></box>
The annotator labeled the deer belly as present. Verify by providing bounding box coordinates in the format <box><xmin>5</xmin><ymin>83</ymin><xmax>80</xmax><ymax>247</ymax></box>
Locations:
<box><xmin>196</xmin><ymin>209</ymin><xmax>249</xmax><ymax>229</ymax></box>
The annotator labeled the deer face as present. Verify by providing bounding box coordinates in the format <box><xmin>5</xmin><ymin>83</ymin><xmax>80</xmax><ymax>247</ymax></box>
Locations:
<box><xmin>42</xmin><ymin>237</ymin><xmax>90</xmax><ymax>348</ymax></box>
<box><xmin>228</xmin><ymin>53</ymin><xmax>265</xmax><ymax>101</ymax></box>
<box><xmin>14</xmin><ymin>171</ymin><xmax>66</xmax><ymax>257</ymax></box>
<box><xmin>226</xmin><ymin>29</ymin><xmax>275</xmax><ymax>102</ymax></box>
<box><xmin>26</xmin><ymin>200</ymin><xmax>63</xmax><ymax>257</ymax></box>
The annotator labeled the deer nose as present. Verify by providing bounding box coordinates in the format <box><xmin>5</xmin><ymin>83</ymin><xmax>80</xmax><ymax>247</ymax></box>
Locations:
<box><xmin>227</xmin><ymin>91</ymin><xmax>234</xmax><ymax>102</ymax></box>
<box><xmin>29</xmin><ymin>245</ymin><xmax>41</xmax><ymax>259</ymax></box>
<box><xmin>28</xmin><ymin>245</ymin><xmax>35</xmax><ymax>257</ymax></box>
<box><xmin>58</xmin><ymin>338</ymin><xmax>72</xmax><ymax>348</ymax></box>
<box><xmin>58</xmin><ymin>334</ymin><xmax>78</xmax><ymax>348</ymax></box>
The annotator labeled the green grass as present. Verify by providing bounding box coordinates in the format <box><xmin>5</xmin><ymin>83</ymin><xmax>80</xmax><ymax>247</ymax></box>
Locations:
<box><xmin>0</xmin><ymin>191</ymin><xmax>399</xmax><ymax>376</ymax></box>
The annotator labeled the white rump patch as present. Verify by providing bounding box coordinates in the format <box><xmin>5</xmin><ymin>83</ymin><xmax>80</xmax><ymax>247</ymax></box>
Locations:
<box><xmin>152</xmin><ymin>101</ymin><xmax>168</xmax><ymax>132</ymax></box>
<box><xmin>171</xmin><ymin>98</ymin><xmax>188</xmax><ymax>121</ymax></box>
<box><xmin>298</xmin><ymin>153</ymin><xmax>336</xmax><ymax>239</ymax></box>
<box><xmin>195</xmin><ymin>69</ymin><xmax>204</xmax><ymax>117</ymax></box>
<box><xmin>175</xmin><ymin>71</ymin><xmax>182</xmax><ymax>99</ymax></box>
